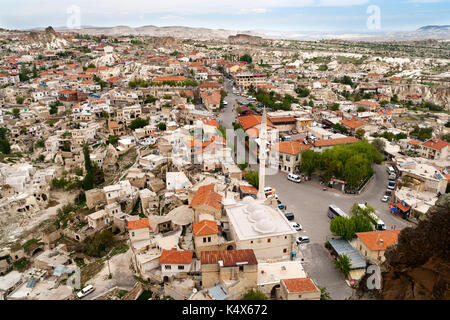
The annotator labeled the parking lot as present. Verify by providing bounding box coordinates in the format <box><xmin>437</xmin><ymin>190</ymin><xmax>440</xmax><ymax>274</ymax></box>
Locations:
<box><xmin>266</xmin><ymin>164</ymin><xmax>413</xmax><ymax>244</ymax></box>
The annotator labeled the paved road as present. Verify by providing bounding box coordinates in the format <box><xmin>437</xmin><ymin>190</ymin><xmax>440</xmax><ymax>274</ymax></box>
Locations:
<box><xmin>266</xmin><ymin>164</ymin><xmax>413</xmax><ymax>244</ymax></box>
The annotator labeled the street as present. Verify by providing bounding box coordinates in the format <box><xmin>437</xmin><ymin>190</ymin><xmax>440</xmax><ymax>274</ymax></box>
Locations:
<box><xmin>216</xmin><ymin>78</ymin><xmax>413</xmax><ymax>299</ymax></box>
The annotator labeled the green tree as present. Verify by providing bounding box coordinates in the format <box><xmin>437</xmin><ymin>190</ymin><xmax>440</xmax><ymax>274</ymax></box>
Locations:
<box><xmin>242</xmin><ymin>289</ymin><xmax>267</xmax><ymax>300</ymax></box>
<box><xmin>334</xmin><ymin>254</ymin><xmax>351</xmax><ymax>276</ymax></box>
<box><xmin>244</xmin><ymin>170</ymin><xmax>259</xmax><ymax>189</ymax></box>
<box><xmin>107</xmin><ymin>135</ymin><xmax>119</xmax><ymax>145</ymax></box>
<box><xmin>300</xmin><ymin>149</ymin><xmax>321</xmax><ymax>177</ymax></box>
<box><xmin>238</xmin><ymin>162</ymin><xmax>248</xmax><ymax>171</ymax></box>
<box><xmin>319</xmin><ymin>286</ymin><xmax>332</xmax><ymax>300</ymax></box>
<box><xmin>16</xmin><ymin>96</ymin><xmax>24</xmax><ymax>104</ymax></box>
<box><xmin>295</xmin><ymin>86</ymin><xmax>310</xmax><ymax>98</ymax></box>
<box><xmin>343</xmin><ymin>154</ymin><xmax>371</xmax><ymax>187</ymax></box>
<box><xmin>239</xmin><ymin>54</ymin><xmax>252</xmax><ymax>64</ymax></box>
<box><xmin>129</xmin><ymin>117</ymin><xmax>148</xmax><ymax>130</ymax></box>
<box><xmin>330</xmin><ymin>216</ymin><xmax>355</xmax><ymax>240</ymax></box>
<box><xmin>12</xmin><ymin>108</ymin><xmax>20</xmax><ymax>119</ymax></box>
<box><xmin>355</xmin><ymin>128</ymin><xmax>365</xmax><ymax>139</ymax></box>
<box><xmin>156</xmin><ymin>122</ymin><xmax>166</xmax><ymax>131</ymax></box>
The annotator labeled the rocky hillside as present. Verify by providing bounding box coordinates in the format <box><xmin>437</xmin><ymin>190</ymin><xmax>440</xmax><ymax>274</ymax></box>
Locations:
<box><xmin>352</xmin><ymin>194</ymin><xmax>450</xmax><ymax>300</ymax></box>
<box><xmin>228</xmin><ymin>34</ymin><xmax>265</xmax><ymax>44</ymax></box>
<box><xmin>65</xmin><ymin>25</ymin><xmax>265</xmax><ymax>40</ymax></box>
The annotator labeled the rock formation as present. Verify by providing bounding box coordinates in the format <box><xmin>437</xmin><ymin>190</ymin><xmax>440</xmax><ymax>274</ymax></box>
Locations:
<box><xmin>352</xmin><ymin>193</ymin><xmax>450</xmax><ymax>300</ymax></box>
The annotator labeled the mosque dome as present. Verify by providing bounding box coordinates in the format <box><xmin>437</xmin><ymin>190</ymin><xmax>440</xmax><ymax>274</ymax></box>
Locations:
<box><xmin>253</xmin><ymin>218</ymin><xmax>276</xmax><ymax>234</ymax></box>
<box><xmin>248</xmin><ymin>208</ymin><xmax>266</xmax><ymax>222</ymax></box>
<box><xmin>242</xmin><ymin>196</ymin><xmax>255</xmax><ymax>204</ymax></box>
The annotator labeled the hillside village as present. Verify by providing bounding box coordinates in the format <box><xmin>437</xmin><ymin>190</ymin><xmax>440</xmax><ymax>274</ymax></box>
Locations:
<box><xmin>0</xmin><ymin>26</ymin><xmax>449</xmax><ymax>301</ymax></box>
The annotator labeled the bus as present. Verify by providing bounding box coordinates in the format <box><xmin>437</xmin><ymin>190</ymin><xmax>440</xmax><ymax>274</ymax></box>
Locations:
<box><xmin>328</xmin><ymin>205</ymin><xmax>349</xmax><ymax>219</ymax></box>
<box><xmin>358</xmin><ymin>204</ymin><xmax>386</xmax><ymax>230</ymax></box>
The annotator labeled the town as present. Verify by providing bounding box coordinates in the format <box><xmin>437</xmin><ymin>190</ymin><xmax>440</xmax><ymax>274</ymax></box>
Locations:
<box><xmin>0</xmin><ymin>25</ymin><xmax>449</xmax><ymax>301</ymax></box>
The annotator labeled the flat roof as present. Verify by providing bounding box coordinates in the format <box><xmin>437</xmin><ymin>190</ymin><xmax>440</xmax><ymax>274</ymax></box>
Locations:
<box><xmin>225</xmin><ymin>198</ymin><xmax>297</xmax><ymax>241</ymax></box>
<box><xmin>257</xmin><ymin>261</ymin><xmax>306</xmax><ymax>286</ymax></box>
<box><xmin>329</xmin><ymin>238</ymin><xmax>367</xmax><ymax>269</ymax></box>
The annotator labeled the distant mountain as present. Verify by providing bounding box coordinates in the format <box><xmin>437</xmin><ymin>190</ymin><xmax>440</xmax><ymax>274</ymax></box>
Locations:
<box><xmin>417</xmin><ymin>25</ymin><xmax>450</xmax><ymax>32</ymax></box>
<box><xmin>42</xmin><ymin>24</ymin><xmax>450</xmax><ymax>41</ymax></box>
<box><xmin>58</xmin><ymin>25</ymin><xmax>266</xmax><ymax>40</ymax></box>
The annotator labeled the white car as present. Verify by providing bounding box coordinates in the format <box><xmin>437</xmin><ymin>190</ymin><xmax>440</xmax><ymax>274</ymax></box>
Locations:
<box><xmin>77</xmin><ymin>285</ymin><xmax>95</xmax><ymax>299</ymax></box>
<box><xmin>287</xmin><ymin>173</ymin><xmax>301</xmax><ymax>183</ymax></box>
<box><xmin>296</xmin><ymin>236</ymin><xmax>310</xmax><ymax>245</ymax></box>
<box><xmin>264</xmin><ymin>186</ymin><xmax>272</xmax><ymax>196</ymax></box>
<box><xmin>290</xmin><ymin>222</ymin><xmax>303</xmax><ymax>231</ymax></box>
<box><xmin>381</xmin><ymin>195</ymin><xmax>389</xmax><ymax>202</ymax></box>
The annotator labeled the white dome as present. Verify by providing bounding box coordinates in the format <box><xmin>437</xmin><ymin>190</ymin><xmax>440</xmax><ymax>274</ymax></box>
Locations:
<box><xmin>242</xmin><ymin>196</ymin><xmax>255</xmax><ymax>204</ymax></box>
<box><xmin>248</xmin><ymin>209</ymin><xmax>266</xmax><ymax>222</ymax></box>
<box><xmin>246</xmin><ymin>202</ymin><xmax>265</xmax><ymax>213</ymax></box>
<box><xmin>253</xmin><ymin>218</ymin><xmax>276</xmax><ymax>234</ymax></box>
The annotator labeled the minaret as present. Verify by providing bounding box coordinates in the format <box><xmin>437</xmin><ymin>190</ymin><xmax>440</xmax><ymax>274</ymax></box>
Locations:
<box><xmin>257</xmin><ymin>107</ymin><xmax>267</xmax><ymax>200</ymax></box>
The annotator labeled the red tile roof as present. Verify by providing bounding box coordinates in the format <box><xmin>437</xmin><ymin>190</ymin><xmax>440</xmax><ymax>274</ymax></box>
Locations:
<box><xmin>128</xmin><ymin>218</ymin><xmax>150</xmax><ymax>230</ymax></box>
<box><xmin>200</xmin><ymin>91</ymin><xmax>221</xmax><ymax>105</ymax></box>
<box><xmin>238</xmin><ymin>115</ymin><xmax>274</xmax><ymax>131</ymax></box>
<box><xmin>422</xmin><ymin>139</ymin><xmax>448</xmax><ymax>151</ymax></box>
<box><xmin>159</xmin><ymin>249</ymin><xmax>193</xmax><ymax>265</ymax></box>
<box><xmin>356</xmin><ymin>229</ymin><xmax>401</xmax><ymax>251</ymax></box>
<box><xmin>193</xmin><ymin>220</ymin><xmax>219</xmax><ymax>236</ymax></box>
<box><xmin>313</xmin><ymin>137</ymin><xmax>359</xmax><ymax>147</ymax></box>
<box><xmin>282</xmin><ymin>278</ymin><xmax>319</xmax><ymax>293</ymax></box>
<box><xmin>341</xmin><ymin>119</ymin><xmax>364</xmax><ymax>129</ymax></box>
<box><xmin>189</xmin><ymin>184</ymin><xmax>223</xmax><ymax>211</ymax></box>
<box><xmin>239</xmin><ymin>185</ymin><xmax>258</xmax><ymax>195</ymax></box>
<box><xmin>201</xmin><ymin>117</ymin><xmax>218</xmax><ymax>127</ymax></box>
<box><xmin>201</xmin><ymin>249</ymin><xmax>257</xmax><ymax>267</ymax></box>
<box><xmin>271</xmin><ymin>141</ymin><xmax>311</xmax><ymax>155</ymax></box>
<box><xmin>153</xmin><ymin>76</ymin><xmax>186</xmax><ymax>82</ymax></box>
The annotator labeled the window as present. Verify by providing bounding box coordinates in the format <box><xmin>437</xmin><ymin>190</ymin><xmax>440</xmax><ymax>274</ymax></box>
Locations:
<box><xmin>286</xmin><ymin>155</ymin><xmax>290</xmax><ymax>161</ymax></box>
<box><xmin>165</xmin><ymin>265</ymin><xmax>171</xmax><ymax>270</ymax></box>
<box><xmin>131</xmin><ymin>232</ymin><xmax>135</xmax><ymax>237</ymax></box>
<box><xmin>267</xmin><ymin>238</ymin><xmax>271</xmax><ymax>243</ymax></box>
<box><xmin>283</xmin><ymin>248</ymin><xmax>287</xmax><ymax>253</ymax></box>
<box><xmin>203</xmin><ymin>237</ymin><xmax>207</xmax><ymax>243</ymax></box>
<box><xmin>178</xmin><ymin>265</ymin><xmax>185</xmax><ymax>270</ymax></box>
<box><xmin>208</xmin><ymin>237</ymin><xmax>211</xmax><ymax>242</ymax></box>
<box><xmin>365</xmin><ymin>251</ymin><xmax>367</xmax><ymax>256</ymax></box>
<box><xmin>239</xmin><ymin>265</ymin><xmax>244</xmax><ymax>272</ymax></box>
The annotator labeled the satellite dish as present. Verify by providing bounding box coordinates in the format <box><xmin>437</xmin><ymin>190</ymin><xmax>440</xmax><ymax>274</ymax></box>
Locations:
<box><xmin>192</xmin><ymin>288</ymin><xmax>197</xmax><ymax>293</ymax></box>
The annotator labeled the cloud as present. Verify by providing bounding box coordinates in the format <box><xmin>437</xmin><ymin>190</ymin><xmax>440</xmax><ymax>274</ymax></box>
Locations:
<box><xmin>160</xmin><ymin>15</ymin><xmax>184</xmax><ymax>20</ymax></box>
<box><xmin>238</xmin><ymin>8</ymin><xmax>270</xmax><ymax>15</ymax></box>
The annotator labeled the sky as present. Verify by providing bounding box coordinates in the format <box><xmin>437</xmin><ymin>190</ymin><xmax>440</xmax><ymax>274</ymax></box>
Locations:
<box><xmin>0</xmin><ymin>0</ymin><xmax>449</xmax><ymax>33</ymax></box>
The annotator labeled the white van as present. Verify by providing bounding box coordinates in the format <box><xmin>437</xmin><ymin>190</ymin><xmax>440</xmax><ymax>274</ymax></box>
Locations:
<box><xmin>287</xmin><ymin>173</ymin><xmax>301</xmax><ymax>183</ymax></box>
<box><xmin>387</xmin><ymin>166</ymin><xmax>395</xmax><ymax>175</ymax></box>
<box><xmin>77</xmin><ymin>284</ymin><xmax>95</xmax><ymax>299</ymax></box>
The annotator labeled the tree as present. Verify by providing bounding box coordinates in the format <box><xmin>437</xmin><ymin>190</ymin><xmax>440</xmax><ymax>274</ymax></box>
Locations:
<box><xmin>16</xmin><ymin>96</ymin><xmax>24</xmax><ymax>104</ymax></box>
<box><xmin>341</xmin><ymin>75</ymin><xmax>353</xmax><ymax>86</ymax></box>
<box><xmin>343</xmin><ymin>154</ymin><xmax>371</xmax><ymax>187</ymax></box>
<box><xmin>156</xmin><ymin>122</ymin><xmax>166</xmax><ymax>131</ymax></box>
<box><xmin>239</xmin><ymin>54</ymin><xmax>252</xmax><ymax>64</ymax></box>
<box><xmin>129</xmin><ymin>117</ymin><xmax>148</xmax><ymax>130</ymax></box>
<box><xmin>0</xmin><ymin>138</ymin><xmax>10</xmax><ymax>154</ymax></box>
<box><xmin>244</xmin><ymin>170</ymin><xmax>259</xmax><ymax>189</ymax></box>
<box><xmin>107</xmin><ymin>135</ymin><xmax>119</xmax><ymax>145</ymax></box>
<box><xmin>238</xmin><ymin>162</ymin><xmax>248</xmax><ymax>171</ymax></box>
<box><xmin>300</xmin><ymin>149</ymin><xmax>321</xmax><ymax>177</ymax></box>
<box><xmin>391</xmin><ymin>94</ymin><xmax>399</xmax><ymax>104</ymax></box>
<box><xmin>83</xmin><ymin>144</ymin><xmax>92</xmax><ymax>173</ymax></box>
<box><xmin>319</xmin><ymin>65</ymin><xmax>328</xmax><ymax>71</ymax></box>
<box><xmin>330</xmin><ymin>216</ymin><xmax>355</xmax><ymax>240</ymax></box>
<box><xmin>372</xmin><ymin>138</ymin><xmax>386</xmax><ymax>153</ymax></box>
<box><xmin>242</xmin><ymin>289</ymin><xmax>267</xmax><ymax>300</ymax></box>
<box><xmin>319</xmin><ymin>286</ymin><xmax>332</xmax><ymax>300</ymax></box>
<box><xmin>355</xmin><ymin>128</ymin><xmax>365</xmax><ymax>139</ymax></box>
<box><xmin>32</xmin><ymin>64</ymin><xmax>38</xmax><ymax>78</ymax></box>
<box><xmin>19</xmin><ymin>64</ymin><xmax>30</xmax><ymax>82</ymax></box>
<box><xmin>12</xmin><ymin>108</ymin><xmax>20</xmax><ymax>119</ymax></box>
<box><xmin>334</xmin><ymin>254</ymin><xmax>351</xmax><ymax>276</ymax></box>
<box><xmin>295</xmin><ymin>86</ymin><xmax>310</xmax><ymax>98</ymax></box>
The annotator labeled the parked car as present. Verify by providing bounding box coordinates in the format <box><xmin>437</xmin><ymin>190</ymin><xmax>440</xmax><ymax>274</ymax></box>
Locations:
<box><xmin>296</xmin><ymin>236</ymin><xmax>310</xmax><ymax>244</ymax></box>
<box><xmin>77</xmin><ymin>285</ymin><xmax>95</xmax><ymax>299</ymax></box>
<box><xmin>287</xmin><ymin>173</ymin><xmax>301</xmax><ymax>183</ymax></box>
<box><xmin>381</xmin><ymin>195</ymin><xmax>389</xmax><ymax>202</ymax></box>
<box><xmin>290</xmin><ymin>222</ymin><xmax>302</xmax><ymax>231</ymax></box>
<box><xmin>284</xmin><ymin>212</ymin><xmax>295</xmax><ymax>221</ymax></box>
<box><xmin>264</xmin><ymin>187</ymin><xmax>272</xmax><ymax>196</ymax></box>
<box><xmin>277</xmin><ymin>202</ymin><xmax>285</xmax><ymax>210</ymax></box>
<box><xmin>388</xmin><ymin>180</ymin><xmax>396</xmax><ymax>190</ymax></box>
